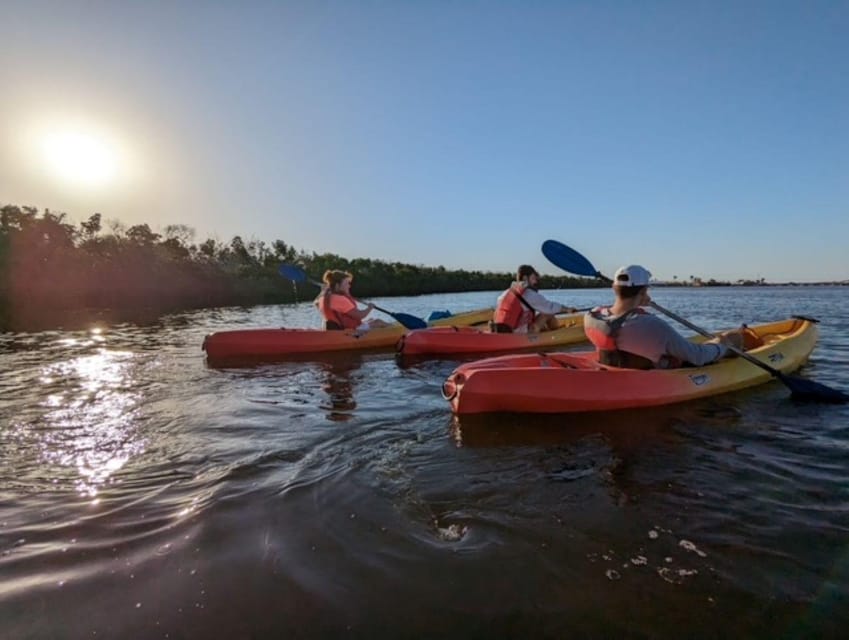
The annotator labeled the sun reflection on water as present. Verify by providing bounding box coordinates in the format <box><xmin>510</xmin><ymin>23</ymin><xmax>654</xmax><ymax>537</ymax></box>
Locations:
<box><xmin>37</xmin><ymin>349</ymin><xmax>146</xmax><ymax>499</ymax></box>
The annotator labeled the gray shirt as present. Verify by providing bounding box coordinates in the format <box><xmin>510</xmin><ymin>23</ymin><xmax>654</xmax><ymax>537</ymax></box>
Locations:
<box><xmin>610</xmin><ymin>309</ymin><xmax>727</xmax><ymax>367</ymax></box>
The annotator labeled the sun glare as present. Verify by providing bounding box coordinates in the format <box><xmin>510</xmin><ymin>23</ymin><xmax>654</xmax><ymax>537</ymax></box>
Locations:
<box><xmin>35</xmin><ymin>123</ymin><xmax>125</xmax><ymax>189</ymax></box>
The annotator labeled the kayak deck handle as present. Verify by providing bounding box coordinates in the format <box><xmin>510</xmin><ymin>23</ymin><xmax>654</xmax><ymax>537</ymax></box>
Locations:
<box><xmin>441</xmin><ymin>374</ymin><xmax>464</xmax><ymax>401</ymax></box>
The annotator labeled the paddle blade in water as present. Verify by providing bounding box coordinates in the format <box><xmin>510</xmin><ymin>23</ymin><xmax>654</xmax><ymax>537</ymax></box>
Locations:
<box><xmin>394</xmin><ymin>313</ymin><xmax>427</xmax><ymax>330</ymax></box>
<box><xmin>372</xmin><ymin>307</ymin><xmax>427</xmax><ymax>330</ymax></box>
<box><xmin>781</xmin><ymin>373</ymin><xmax>849</xmax><ymax>403</ymax></box>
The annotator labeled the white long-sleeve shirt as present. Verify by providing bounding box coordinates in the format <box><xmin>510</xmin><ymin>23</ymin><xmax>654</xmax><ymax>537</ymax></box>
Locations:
<box><xmin>495</xmin><ymin>282</ymin><xmax>564</xmax><ymax>333</ymax></box>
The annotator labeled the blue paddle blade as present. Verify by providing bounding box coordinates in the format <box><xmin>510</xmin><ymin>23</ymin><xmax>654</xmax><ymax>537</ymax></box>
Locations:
<box><xmin>368</xmin><ymin>304</ymin><xmax>426</xmax><ymax>330</ymax></box>
<box><xmin>278</xmin><ymin>264</ymin><xmax>307</xmax><ymax>283</ymax></box>
<box><xmin>391</xmin><ymin>313</ymin><xmax>428</xmax><ymax>330</ymax></box>
<box><xmin>541</xmin><ymin>240</ymin><xmax>610</xmax><ymax>281</ymax></box>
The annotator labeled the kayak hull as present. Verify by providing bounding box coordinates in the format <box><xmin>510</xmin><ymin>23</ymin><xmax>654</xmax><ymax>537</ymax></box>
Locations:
<box><xmin>203</xmin><ymin>307</ymin><xmax>492</xmax><ymax>360</ymax></box>
<box><xmin>443</xmin><ymin>318</ymin><xmax>819</xmax><ymax>414</ymax></box>
<box><xmin>397</xmin><ymin>314</ymin><xmax>587</xmax><ymax>356</ymax></box>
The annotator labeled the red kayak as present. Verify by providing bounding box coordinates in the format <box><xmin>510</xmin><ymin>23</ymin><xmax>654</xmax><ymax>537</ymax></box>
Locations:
<box><xmin>203</xmin><ymin>307</ymin><xmax>492</xmax><ymax>360</ymax></box>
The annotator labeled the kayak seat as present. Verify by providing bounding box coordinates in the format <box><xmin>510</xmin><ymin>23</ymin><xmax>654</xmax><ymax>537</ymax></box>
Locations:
<box><xmin>598</xmin><ymin>349</ymin><xmax>654</xmax><ymax>370</ymax></box>
<box><xmin>489</xmin><ymin>322</ymin><xmax>513</xmax><ymax>334</ymax></box>
<box><xmin>538</xmin><ymin>354</ymin><xmax>579</xmax><ymax>369</ymax></box>
<box><xmin>741</xmin><ymin>327</ymin><xmax>764</xmax><ymax>350</ymax></box>
<box><xmin>324</xmin><ymin>320</ymin><xmax>344</xmax><ymax>331</ymax></box>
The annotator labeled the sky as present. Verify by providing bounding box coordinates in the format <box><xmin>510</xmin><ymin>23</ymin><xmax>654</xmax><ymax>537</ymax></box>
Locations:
<box><xmin>1</xmin><ymin>0</ymin><xmax>847</xmax><ymax>283</ymax></box>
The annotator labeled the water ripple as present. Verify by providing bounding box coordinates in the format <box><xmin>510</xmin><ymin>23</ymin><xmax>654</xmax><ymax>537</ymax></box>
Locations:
<box><xmin>2</xmin><ymin>287</ymin><xmax>849</xmax><ymax>637</ymax></box>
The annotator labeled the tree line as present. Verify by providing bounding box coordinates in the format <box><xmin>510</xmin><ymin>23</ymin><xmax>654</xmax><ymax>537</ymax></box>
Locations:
<box><xmin>0</xmin><ymin>205</ymin><xmax>599</xmax><ymax>330</ymax></box>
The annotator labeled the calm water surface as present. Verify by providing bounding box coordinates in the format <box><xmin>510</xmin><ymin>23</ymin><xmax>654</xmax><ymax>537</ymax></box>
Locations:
<box><xmin>2</xmin><ymin>287</ymin><xmax>848</xmax><ymax>638</ymax></box>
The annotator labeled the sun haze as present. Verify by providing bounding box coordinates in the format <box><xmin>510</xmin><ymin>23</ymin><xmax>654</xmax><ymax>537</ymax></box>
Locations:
<box><xmin>7</xmin><ymin>109</ymin><xmax>146</xmax><ymax>213</ymax></box>
<box><xmin>34</xmin><ymin>122</ymin><xmax>124</xmax><ymax>189</ymax></box>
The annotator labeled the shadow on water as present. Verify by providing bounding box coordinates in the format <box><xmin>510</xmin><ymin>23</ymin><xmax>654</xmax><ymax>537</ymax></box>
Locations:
<box><xmin>395</xmin><ymin>350</ymin><xmax>524</xmax><ymax>369</ymax></box>
<box><xmin>204</xmin><ymin>350</ymin><xmax>395</xmax><ymax>423</ymax></box>
<box><xmin>448</xmin><ymin>398</ymin><xmax>751</xmax><ymax>502</ymax></box>
<box><xmin>203</xmin><ymin>345</ymin><xmax>398</xmax><ymax>370</ymax></box>
<box><xmin>318</xmin><ymin>356</ymin><xmax>363</xmax><ymax>422</ymax></box>
<box><xmin>450</xmin><ymin>401</ymin><xmax>746</xmax><ymax>450</ymax></box>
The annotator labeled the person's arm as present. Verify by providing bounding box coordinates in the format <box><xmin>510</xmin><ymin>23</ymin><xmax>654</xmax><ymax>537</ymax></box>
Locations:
<box><xmin>350</xmin><ymin>302</ymin><xmax>374</xmax><ymax>322</ymax></box>
<box><xmin>617</xmin><ymin>314</ymin><xmax>724</xmax><ymax>367</ymax></box>
<box><xmin>521</xmin><ymin>288</ymin><xmax>574</xmax><ymax>315</ymax></box>
<box><xmin>653</xmin><ymin>317</ymin><xmax>725</xmax><ymax>366</ymax></box>
<box><xmin>332</xmin><ymin>295</ymin><xmax>373</xmax><ymax>324</ymax></box>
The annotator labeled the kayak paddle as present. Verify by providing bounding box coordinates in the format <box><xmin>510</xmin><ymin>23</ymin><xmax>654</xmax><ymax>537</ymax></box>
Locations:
<box><xmin>277</xmin><ymin>264</ymin><xmax>428</xmax><ymax>330</ymax></box>
<box><xmin>541</xmin><ymin>240</ymin><xmax>848</xmax><ymax>403</ymax></box>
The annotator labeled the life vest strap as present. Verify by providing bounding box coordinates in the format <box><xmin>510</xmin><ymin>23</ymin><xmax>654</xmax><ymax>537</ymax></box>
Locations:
<box><xmin>512</xmin><ymin>288</ymin><xmax>537</xmax><ymax>313</ymax></box>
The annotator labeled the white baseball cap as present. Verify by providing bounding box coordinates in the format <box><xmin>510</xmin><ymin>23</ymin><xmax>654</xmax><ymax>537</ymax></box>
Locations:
<box><xmin>613</xmin><ymin>265</ymin><xmax>652</xmax><ymax>287</ymax></box>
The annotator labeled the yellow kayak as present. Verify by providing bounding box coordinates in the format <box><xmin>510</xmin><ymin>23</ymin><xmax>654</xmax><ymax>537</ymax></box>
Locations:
<box><xmin>397</xmin><ymin>314</ymin><xmax>587</xmax><ymax>357</ymax></box>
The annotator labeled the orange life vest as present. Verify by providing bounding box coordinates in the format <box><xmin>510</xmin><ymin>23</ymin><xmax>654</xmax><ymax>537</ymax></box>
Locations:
<box><xmin>584</xmin><ymin>307</ymin><xmax>655</xmax><ymax>369</ymax></box>
<box><xmin>316</xmin><ymin>292</ymin><xmax>359</xmax><ymax>330</ymax></box>
<box><xmin>492</xmin><ymin>285</ymin><xmax>535</xmax><ymax>331</ymax></box>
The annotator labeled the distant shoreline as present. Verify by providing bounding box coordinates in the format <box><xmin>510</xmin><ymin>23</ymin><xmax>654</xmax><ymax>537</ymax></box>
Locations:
<box><xmin>652</xmin><ymin>281</ymin><xmax>848</xmax><ymax>287</ymax></box>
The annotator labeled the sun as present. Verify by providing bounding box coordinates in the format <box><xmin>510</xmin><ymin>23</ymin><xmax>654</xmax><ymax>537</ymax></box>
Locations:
<box><xmin>36</xmin><ymin>123</ymin><xmax>124</xmax><ymax>189</ymax></box>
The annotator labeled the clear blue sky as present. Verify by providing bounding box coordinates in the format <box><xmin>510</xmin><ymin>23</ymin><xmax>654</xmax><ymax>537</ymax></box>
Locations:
<box><xmin>1</xmin><ymin>1</ymin><xmax>847</xmax><ymax>282</ymax></box>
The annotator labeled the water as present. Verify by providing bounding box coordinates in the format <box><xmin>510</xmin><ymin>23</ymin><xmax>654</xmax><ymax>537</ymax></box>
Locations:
<box><xmin>1</xmin><ymin>286</ymin><xmax>848</xmax><ymax>638</ymax></box>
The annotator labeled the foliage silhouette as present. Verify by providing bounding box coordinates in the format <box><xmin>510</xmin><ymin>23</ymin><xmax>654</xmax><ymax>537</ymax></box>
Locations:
<box><xmin>0</xmin><ymin>205</ymin><xmax>597</xmax><ymax>330</ymax></box>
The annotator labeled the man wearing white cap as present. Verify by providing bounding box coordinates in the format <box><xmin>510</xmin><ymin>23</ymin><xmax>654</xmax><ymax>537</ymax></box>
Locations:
<box><xmin>583</xmin><ymin>265</ymin><xmax>742</xmax><ymax>369</ymax></box>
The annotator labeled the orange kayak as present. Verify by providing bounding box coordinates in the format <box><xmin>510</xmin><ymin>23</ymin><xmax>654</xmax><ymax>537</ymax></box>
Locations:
<box><xmin>397</xmin><ymin>314</ymin><xmax>587</xmax><ymax>357</ymax></box>
<box><xmin>203</xmin><ymin>307</ymin><xmax>492</xmax><ymax>360</ymax></box>
<box><xmin>442</xmin><ymin>318</ymin><xmax>818</xmax><ymax>414</ymax></box>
